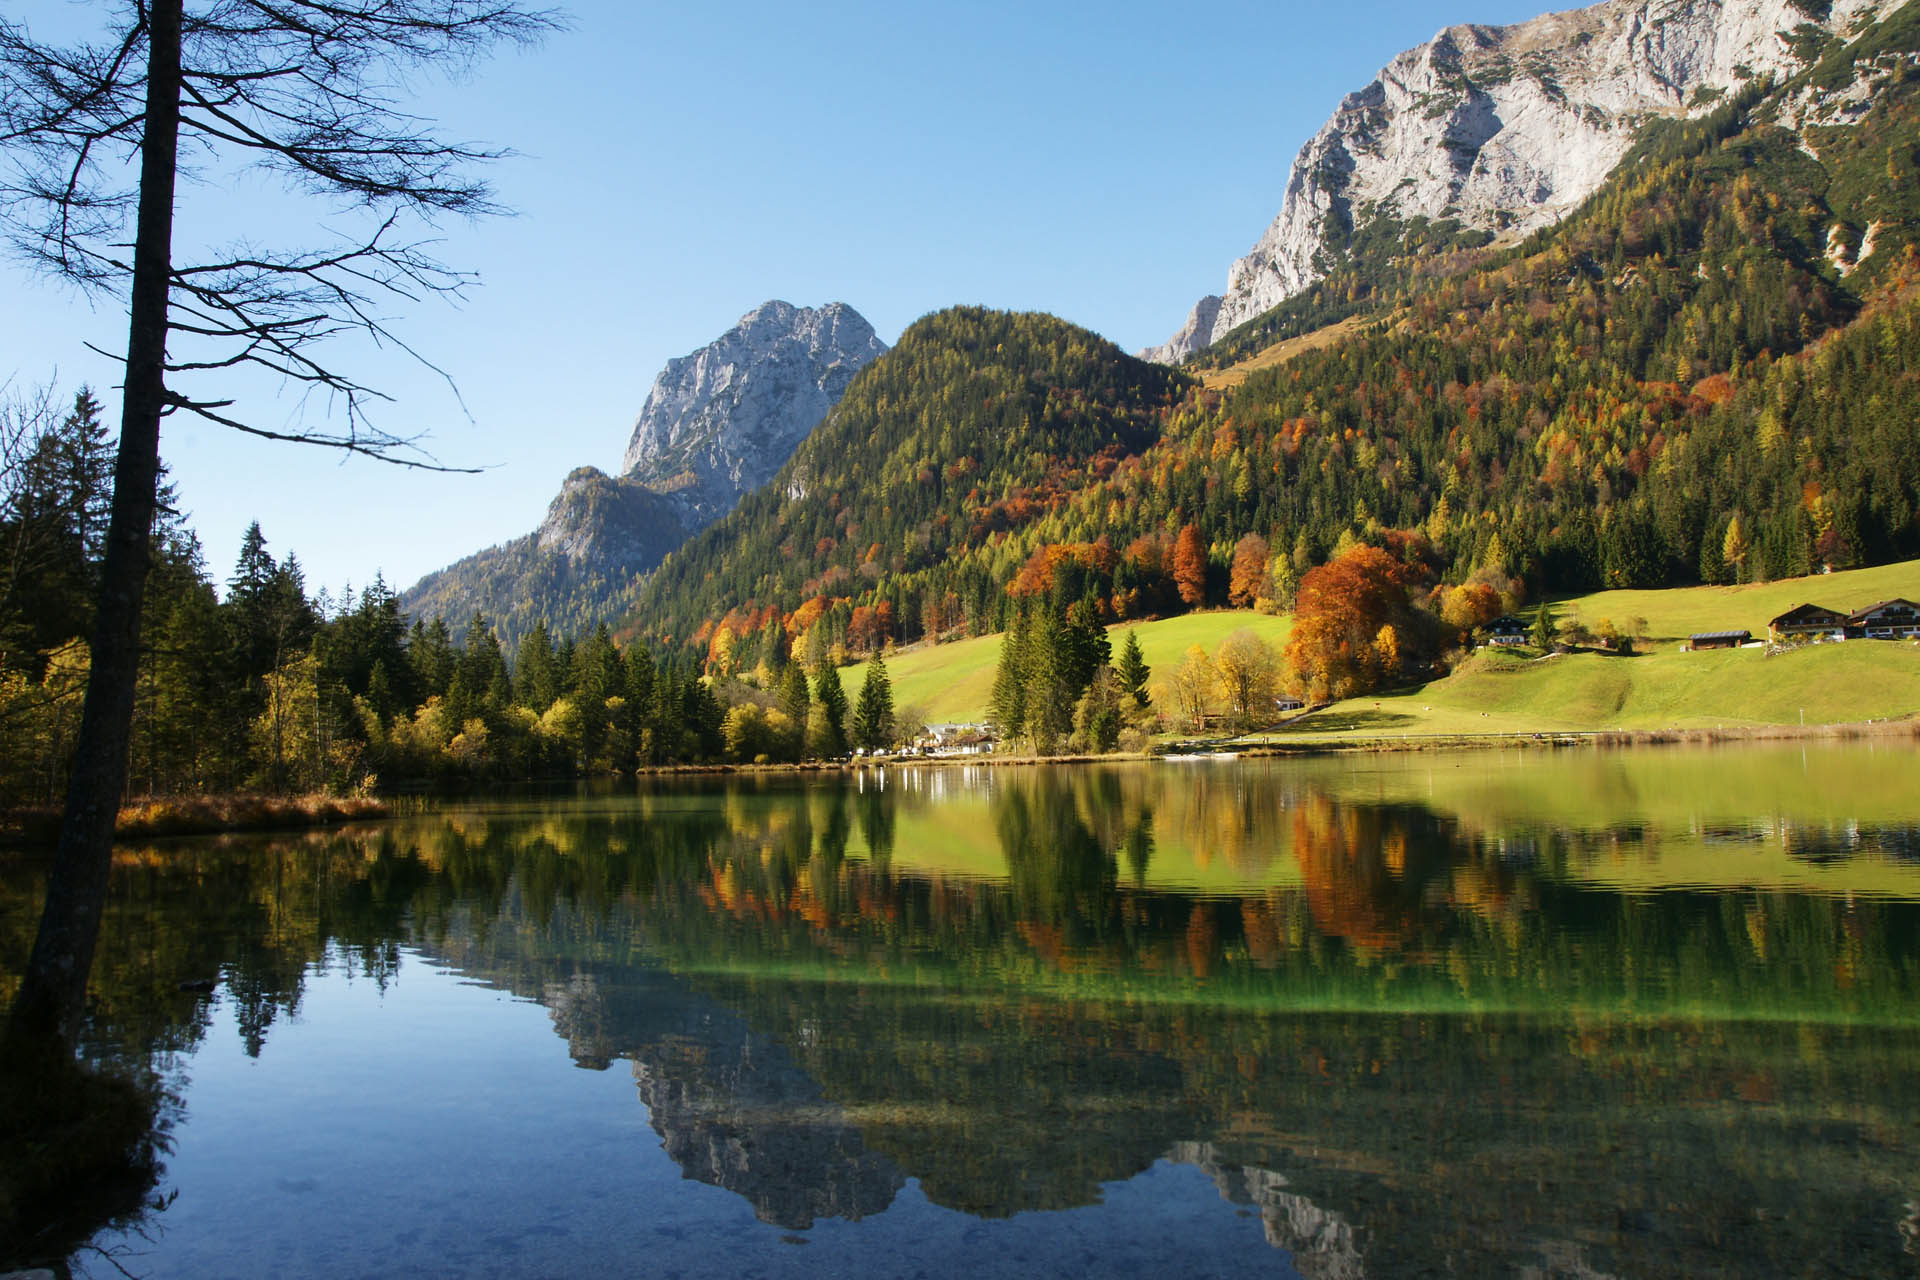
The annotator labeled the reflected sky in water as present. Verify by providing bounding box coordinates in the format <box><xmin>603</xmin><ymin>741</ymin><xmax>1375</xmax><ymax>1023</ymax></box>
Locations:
<box><xmin>6</xmin><ymin>742</ymin><xmax>1920</xmax><ymax>1277</ymax></box>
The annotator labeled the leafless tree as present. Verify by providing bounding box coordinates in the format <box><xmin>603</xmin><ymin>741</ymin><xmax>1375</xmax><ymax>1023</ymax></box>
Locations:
<box><xmin>1</xmin><ymin>0</ymin><xmax>559</xmax><ymax>1051</ymax></box>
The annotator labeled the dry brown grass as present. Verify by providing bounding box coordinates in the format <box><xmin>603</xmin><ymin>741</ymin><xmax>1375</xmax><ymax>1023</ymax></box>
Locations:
<box><xmin>1199</xmin><ymin>315</ymin><xmax>1372</xmax><ymax>390</ymax></box>
<box><xmin>0</xmin><ymin>793</ymin><xmax>391</xmax><ymax>849</ymax></box>
<box><xmin>114</xmin><ymin>793</ymin><xmax>389</xmax><ymax>839</ymax></box>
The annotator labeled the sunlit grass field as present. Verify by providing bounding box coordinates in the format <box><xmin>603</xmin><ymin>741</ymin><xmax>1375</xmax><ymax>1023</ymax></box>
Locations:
<box><xmin>1549</xmin><ymin>558</ymin><xmax>1920</xmax><ymax>649</ymax></box>
<box><xmin>856</xmin><ymin>609</ymin><xmax>1292</xmax><ymax>725</ymax></box>
<box><xmin>1267</xmin><ymin>560</ymin><xmax>1920</xmax><ymax>741</ymax></box>
<box><xmin>853</xmin><ymin>559</ymin><xmax>1920</xmax><ymax>735</ymax></box>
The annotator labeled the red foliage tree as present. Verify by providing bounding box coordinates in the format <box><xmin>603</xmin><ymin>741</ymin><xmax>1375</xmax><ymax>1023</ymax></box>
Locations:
<box><xmin>1227</xmin><ymin>533</ymin><xmax>1270</xmax><ymax>608</ymax></box>
<box><xmin>1282</xmin><ymin>544</ymin><xmax>1421</xmax><ymax>701</ymax></box>
<box><xmin>1172</xmin><ymin>523</ymin><xmax>1207</xmax><ymax>608</ymax></box>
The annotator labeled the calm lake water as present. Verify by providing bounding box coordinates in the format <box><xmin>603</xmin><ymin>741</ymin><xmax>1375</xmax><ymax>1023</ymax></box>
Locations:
<box><xmin>10</xmin><ymin>743</ymin><xmax>1920</xmax><ymax>1277</ymax></box>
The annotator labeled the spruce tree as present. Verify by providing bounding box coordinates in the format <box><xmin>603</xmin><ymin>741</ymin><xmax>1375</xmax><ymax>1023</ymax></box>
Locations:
<box><xmin>990</xmin><ymin>609</ymin><xmax>1030</xmax><ymax>738</ymax></box>
<box><xmin>1531</xmin><ymin>602</ymin><xmax>1557</xmax><ymax>649</ymax></box>
<box><xmin>852</xmin><ymin>652</ymin><xmax>894</xmax><ymax>751</ymax></box>
<box><xmin>1117</xmin><ymin>629</ymin><xmax>1151</xmax><ymax>708</ymax></box>
<box><xmin>515</xmin><ymin>621</ymin><xmax>559</xmax><ymax>712</ymax></box>
<box><xmin>777</xmin><ymin>660</ymin><xmax>810</xmax><ymax>726</ymax></box>
<box><xmin>812</xmin><ymin>664</ymin><xmax>848</xmax><ymax>758</ymax></box>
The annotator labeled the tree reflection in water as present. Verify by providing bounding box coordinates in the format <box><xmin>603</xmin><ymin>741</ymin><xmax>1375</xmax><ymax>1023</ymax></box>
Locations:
<box><xmin>9</xmin><ymin>751</ymin><xmax>1920</xmax><ymax>1275</ymax></box>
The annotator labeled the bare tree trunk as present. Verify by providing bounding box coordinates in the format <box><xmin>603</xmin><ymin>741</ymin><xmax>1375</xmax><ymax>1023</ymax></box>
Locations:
<box><xmin>8</xmin><ymin>0</ymin><xmax>180</xmax><ymax>1051</ymax></box>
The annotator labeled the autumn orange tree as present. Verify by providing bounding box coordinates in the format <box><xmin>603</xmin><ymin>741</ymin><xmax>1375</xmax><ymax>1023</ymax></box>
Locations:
<box><xmin>1283</xmin><ymin>543</ymin><xmax>1436</xmax><ymax>703</ymax></box>
<box><xmin>1227</xmin><ymin>534</ymin><xmax>1270</xmax><ymax>608</ymax></box>
<box><xmin>1172</xmin><ymin>523</ymin><xmax>1207</xmax><ymax>607</ymax></box>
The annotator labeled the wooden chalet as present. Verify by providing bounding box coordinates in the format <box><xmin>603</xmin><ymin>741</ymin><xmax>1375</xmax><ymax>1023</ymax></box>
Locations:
<box><xmin>1482</xmin><ymin>615</ymin><xmax>1528</xmax><ymax>647</ymax></box>
<box><xmin>1767</xmin><ymin>603</ymin><xmax>1847</xmax><ymax>643</ymax></box>
<box><xmin>1846</xmin><ymin>599</ymin><xmax>1920</xmax><ymax>639</ymax></box>
<box><xmin>1688</xmin><ymin>630</ymin><xmax>1750</xmax><ymax>651</ymax></box>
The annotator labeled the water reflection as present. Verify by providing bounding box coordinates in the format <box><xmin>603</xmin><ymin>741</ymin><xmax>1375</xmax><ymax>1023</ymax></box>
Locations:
<box><xmin>6</xmin><ymin>745</ymin><xmax>1920</xmax><ymax>1275</ymax></box>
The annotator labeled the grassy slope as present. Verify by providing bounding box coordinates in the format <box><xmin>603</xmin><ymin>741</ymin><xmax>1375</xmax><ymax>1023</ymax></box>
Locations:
<box><xmin>864</xmin><ymin>611</ymin><xmax>1294</xmax><ymax>725</ymax></box>
<box><xmin>1273</xmin><ymin>560</ymin><xmax>1920</xmax><ymax>741</ymax></box>
<box><xmin>1547</xmin><ymin>559</ymin><xmax>1920</xmax><ymax>647</ymax></box>
<box><xmin>856</xmin><ymin>560</ymin><xmax>1920</xmax><ymax>736</ymax></box>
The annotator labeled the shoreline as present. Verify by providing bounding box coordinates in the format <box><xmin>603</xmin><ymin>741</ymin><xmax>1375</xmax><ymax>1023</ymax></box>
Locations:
<box><xmin>6</xmin><ymin>718</ymin><xmax>1911</xmax><ymax>850</ymax></box>
<box><xmin>0</xmin><ymin>793</ymin><xmax>392</xmax><ymax>851</ymax></box>
<box><xmin>637</xmin><ymin>714</ymin><xmax>1920</xmax><ymax>776</ymax></box>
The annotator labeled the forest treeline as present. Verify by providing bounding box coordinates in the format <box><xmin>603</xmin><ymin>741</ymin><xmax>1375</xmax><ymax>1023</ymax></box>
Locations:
<box><xmin>0</xmin><ymin>390</ymin><xmax>922</xmax><ymax>801</ymax></box>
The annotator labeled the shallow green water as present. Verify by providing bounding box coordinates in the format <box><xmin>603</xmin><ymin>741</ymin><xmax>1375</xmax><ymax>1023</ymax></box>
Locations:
<box><xmin>9</xmin><ymin>743</ymin><xmax>1920</xmax><ymax>1276</ymax></box>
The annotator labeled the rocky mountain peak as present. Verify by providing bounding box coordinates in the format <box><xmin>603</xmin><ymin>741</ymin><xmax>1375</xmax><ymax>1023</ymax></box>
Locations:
<box><xmin>619</xmin><ymin>300</ymin><xmax>888</xmax><ymax>528</ymax></box>
<box><xmin>1145</xmin><ymin>0</ymin><xmax>1901</xmax><ymax>364</ymax></box>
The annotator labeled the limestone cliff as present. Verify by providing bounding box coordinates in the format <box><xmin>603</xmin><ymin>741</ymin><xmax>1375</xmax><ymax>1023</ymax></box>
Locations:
<box><xmin>1146</xmin><ymin>0</ymin><xmax>1903</xmax><ymax>363</ymax></box>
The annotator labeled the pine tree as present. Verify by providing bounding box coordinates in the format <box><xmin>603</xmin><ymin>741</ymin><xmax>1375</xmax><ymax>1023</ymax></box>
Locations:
<box><xmin>990</xmin><ymin>608</ymin><xmax>1031</xmax><ymax>738</ymax></box>
<box><xmin>1531</xmin><ymin>602</ymin><xmax>1557</xmax><ymax>649</ymax></box>
<box><xmin>811</xmin><ymin>665</ymin><xmax>848</xmax><ymax>758</ymax></box>
<box><xmin>777</xmin><ymin>660</ymin><xmax>810</xmax><ymax>726</ymax></box>
<box><xmin>1117</xmin><ymin>629</ymin><xmax>1151</xmax><ymax>709</ymax></box>
<box><xmin>852</xmin><ymin>652</ymin><xmax>894</xmax><ymax>751</ymax></box>
<box><xmin>515</xmin><ymin>620</ymin><xmax>559</xmax><ymax>712</ymax></box>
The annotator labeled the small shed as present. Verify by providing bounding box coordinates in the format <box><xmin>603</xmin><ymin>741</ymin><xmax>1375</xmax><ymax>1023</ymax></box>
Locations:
<box><xmin>1688</xmin><ymin>630</ymin><xmax>1751</xmax><ymax>651</ymax></box>
<box><xmin>1482</xmin><ymin>615</ymin><xmax>1528</xmax><ymax>647</ymax></box>
<box><xmin>1846</xmin><ymin>599</ymin><xmax>1920</xmax><ymax>639</ymax></box>
<box><xmin>1768</xmin><ymin>603</ymin><xmax>1847</xmax><ymax>643</ymax></box>
<box><xmin>1274</xmin><ymin>696</ymin><xmax>1305</xmax><ymax>713</ymax></box>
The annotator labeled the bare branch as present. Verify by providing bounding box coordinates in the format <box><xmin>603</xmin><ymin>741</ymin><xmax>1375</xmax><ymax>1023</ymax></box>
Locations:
<box><xmin>1</xmin><ymin>0</ymin><xmax>564</xmax><ymax>468</ymax></box>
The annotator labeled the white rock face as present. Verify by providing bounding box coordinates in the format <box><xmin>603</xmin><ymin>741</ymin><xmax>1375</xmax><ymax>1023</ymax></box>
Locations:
<box><xmin>1145</xmin><ymin>0</ymin><xmax>1902</xmax><ymax>364</ymax></box>
<box><xmin>621</xmin><ymin>300</ymin><xmax>888</xmax><ymax>529</ymax></box>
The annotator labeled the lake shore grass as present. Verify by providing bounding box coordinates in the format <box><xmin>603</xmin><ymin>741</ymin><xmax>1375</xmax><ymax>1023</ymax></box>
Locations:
<box><xmin>0</xmin><ymin>792</ymin><xmax>392</xmax><ymax>850</ymax></box>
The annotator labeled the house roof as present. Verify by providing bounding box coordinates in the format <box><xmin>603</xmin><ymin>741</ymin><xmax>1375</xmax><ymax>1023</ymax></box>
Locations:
<box><xmin>1690</xmin><ymin>630</ymin><xmax>1751</xmax><ymax>643</ymax></box>
<box><xmin>1848</xmin><ymin>598</ymin><xmax>1920</xmax><ymax>622</ymax></box>
<box><xmin>1768</xmin><ymin>602</ymin><xmax>1846</xmax><ymax>627</ymax></box>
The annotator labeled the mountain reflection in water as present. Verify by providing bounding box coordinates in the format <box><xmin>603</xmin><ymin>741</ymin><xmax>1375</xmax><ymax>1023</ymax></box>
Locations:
<box><xmin>9</xmin><ymin>745</ymin><xmax>1920</xmax><ymax>1277</ymax></box>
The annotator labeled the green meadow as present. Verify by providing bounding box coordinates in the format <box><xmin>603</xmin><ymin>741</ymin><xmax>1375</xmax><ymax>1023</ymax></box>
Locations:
<box><xmin>1549</xmin><ymin>558</ymin><xmax>1920</xmax><ymax>648</ymax></box>
<box><xmin>1273</xmin><ymin>560</ymin><xmax>1920</xmax><ymax>741</ymax></box>
<box><xmin>854</xmin><ymin>609</ymin><xmax>1293</xmax><ymax>725</ymax></box>
<box><xmin>853</xmin><ymin>559</ymin><xmax>1918</xmax><ymax>737</ymax></box>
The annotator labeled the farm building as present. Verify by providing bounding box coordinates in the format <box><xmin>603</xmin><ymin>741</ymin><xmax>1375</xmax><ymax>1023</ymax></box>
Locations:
<box><xmin>1846</xmin><ymin>599</ymin><xmax>1920</xmax><ymax>639</ymax></box>
<box><xmin>1688</xmin><ymin>630</ymin><xmax>1751</xmax><ymax>651</ymax></box>
<box><xmin>1481</xmin><ymin>616</ymin><xmax>1528</xmax><ymax>647</ymax></box>
<box><xmin>1767</xmin><ymin>603</ymin><xmax>1847</xmax><ymax>643</ymax></box>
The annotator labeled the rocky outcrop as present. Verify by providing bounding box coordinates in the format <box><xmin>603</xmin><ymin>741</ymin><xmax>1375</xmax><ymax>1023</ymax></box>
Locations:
<box><xmin>621</xmin><ymin>300</ymin><xmax>888</xmax><ymax>529</ymax></box>
<box><xmin>1146</xmin><ymin>0</ymin><xmax>1901</xmax><ymax>363</ymax></box>
<box><xmin>400</xmin><ymin>301</ymin><xmax>884</xmax><ymax>645</ymax></box>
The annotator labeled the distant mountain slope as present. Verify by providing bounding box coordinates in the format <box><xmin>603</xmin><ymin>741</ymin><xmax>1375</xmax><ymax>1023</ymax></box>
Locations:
<box><xmin>398</xmin><ymin>467</ymin><xmax>687</xmax><ymax>647</ymax></box>
<box><xmin>400</xmin><ymin>301</ymin><xmax>886</xmax><ymax>646</ymax></box>
<box><xmin>1147</xmin><ymin>0</ymin><xmax>1903</xmax><ymax>363</ymax></box>
<box><xmin>626</xmin><ymin>307</ymin><xmax>1191</xmax><ymax>645</ymax></box>
<box><xmin>621</xmin><ymin>300</ymin><xmax>889</xmax><ymax>527</ymax></box>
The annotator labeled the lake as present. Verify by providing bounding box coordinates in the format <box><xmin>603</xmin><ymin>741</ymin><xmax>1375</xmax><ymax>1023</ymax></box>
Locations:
<box><xmin>9</xmin><ymin>742</ymin><xmax>1920</xmax><ymax>1277</ymax></box>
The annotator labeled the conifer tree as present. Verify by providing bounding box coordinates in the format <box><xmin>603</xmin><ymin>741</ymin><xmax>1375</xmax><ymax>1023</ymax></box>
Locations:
<box><xmin>1117</xmin><ymin>629</ymin><xmax>1151</xmax><ymax>709</ymax></box>
<box><xmin>852</xmin><ymin>653</ymin><xmax>894</xmax><ymax>751</ymax></box>
<box><xmin>1531</xmin><ymin>602</ymin><xmax>1557</xmax><ymax>649</ymax></box>
<box><xmin>990</xmin><ymin>608</ymin><xmax>1031</xmax><ymax>739</ymax></box>
<box><xmin>777</xmin><ymin>660</ymin><xmax>811</xmax><ymax>728</ymax></box>
<box><xmin>812</xmin><ymin>664</ymin><xmax>848</xmax><ymax>758</ymax></box>
<box><xmin>515</xmin><ymin>621</ymin><xmax>559</xmax><ymax>712</ymax></box>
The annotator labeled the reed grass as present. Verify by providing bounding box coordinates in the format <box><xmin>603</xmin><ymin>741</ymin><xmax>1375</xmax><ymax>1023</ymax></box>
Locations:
<box><xmin>0</xmin><ymin>792</ymin><xmax>391</xmax><ymax>849</ymax></box>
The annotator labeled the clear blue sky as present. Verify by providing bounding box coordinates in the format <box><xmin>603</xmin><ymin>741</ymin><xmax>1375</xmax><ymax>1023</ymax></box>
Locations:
<box><xmin>2</xmin><ymin>0</ymin><xmax>1551</xmax><ymax>602</ymax></box>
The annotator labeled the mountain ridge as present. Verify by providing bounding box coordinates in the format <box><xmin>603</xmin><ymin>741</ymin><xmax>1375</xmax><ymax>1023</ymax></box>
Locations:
<box><xmin>400</xmin><ymin>301</ymin><xmax>886</xmax><ymax>646</ymax></box>
<box><xmin>1145</xmin><ymin>0</ymin><xmax>1903</xmax><ymax>363</ymax></box>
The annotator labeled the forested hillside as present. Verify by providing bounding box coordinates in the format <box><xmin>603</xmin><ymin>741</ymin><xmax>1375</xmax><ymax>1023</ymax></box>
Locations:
<box><xmin>629</xmin><ymin>23</ymin><xmax>1920</xmax><ymax>663</ymax></box>
<box><xmin>629</xmin><ymin>307</ymin><xmax>1190</xmax><ymax>656</ymax></box>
